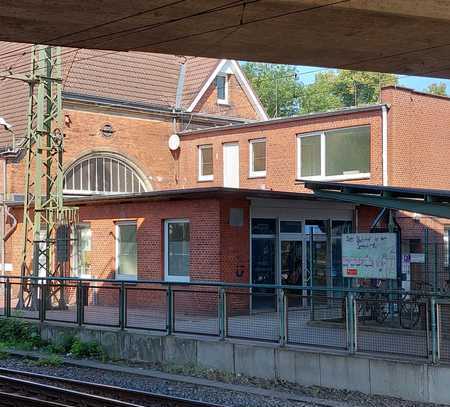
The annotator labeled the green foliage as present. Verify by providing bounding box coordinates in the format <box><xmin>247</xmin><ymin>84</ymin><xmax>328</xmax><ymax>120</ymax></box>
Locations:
<box><xmin>69</xmin><ymin>338</ymin><xmax>107</xmax><ymax>361</ymax></box>
<box><xmin>425</xmin><ymin>82</ymin><xmax>447</xmax><ymax>96</ymax></box>
<box><xmin>0</xmin><ymin>318</ymin><xmax>43</xmax><ymax>349</ymax></box>
<box><xmin>242</xmin><ymin>62</ymin><xmax>398</xmax><ymax>116</ymax></box>
<box><xmin>242</xmin><ymin>62</ymin><xmax>302</xmax><ymax>118</ymax></box>
<box><xmin>0</xmin><ymin>344</ymin><xmax>8</xmax><ymax>360</ymax></box>
<box><xmin>33</xmin><ymin>354</ymin><xmax>63</xmax><ymax>367</ymax></box>
<box><xmin>44</xmin><ymin>333</ymin><xmax>76</xmax><ymax>355</ymax></box>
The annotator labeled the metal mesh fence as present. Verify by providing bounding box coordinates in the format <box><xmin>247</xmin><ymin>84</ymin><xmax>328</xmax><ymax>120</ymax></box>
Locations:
<box><xmin>0</xmin><ymin>282</ymin><xmax>5</xmax><ymax>317</ymax></box>
<box><xmin>355</xmin><ymin>296</ymin><xmax>429</xmax><ymax>358</ymax></box>
<box><xmin>226</xmin><ymin>289</ymin><xmax>279</xmax><ymax>342</ymax></box>
<box><xmin>44</xmin><ymin>282</ymin><xmax>78</xmax><ymax>323</ymax></box>
<box><xmin>286</xmin><ymin>292</ymin><xmax>347</xmax><ymax>349</ymax></box>
<box><xmin>173</xmin><ymin>288</ymin><xmax>219</xmax><ymax>336</ymax></box>
<box><xmin>6</xmin><ymin>277</ymin><xmax>450</xmax><ymax>364</ymax></box>
<box><xmin>438</xmin><ymin>303</ymin><xmax>450</xmax><ymax>362</ymax></box>
<box><xmin>83</xmin><ymin>284</ymin><xmax>120</xmax><ymax>327</ymax></box>
<box><xmin>126</xmin><ymin>287</ymin><xmax>167</xmax><ymax>331</ymax></box>
<box><xmin>9</xmin><ymin>282</ymin><xmax>40</xmax><ymax>320</ymax></box>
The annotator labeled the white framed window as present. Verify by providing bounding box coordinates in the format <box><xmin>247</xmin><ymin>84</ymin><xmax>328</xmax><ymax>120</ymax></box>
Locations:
<box><xmin>72</xmin><ymin>223</ymin><xmax>92</xmax><ymax>278</ymax></box>
<box><xmin>164</xmin><ymin>219</ymin><xmax>190</xmax><ymax>282</ymax></box>
<box><xmin>297</xmin><ymin>125</ymin><xmax>371</xmax><ymax>181</ymax></box>
<box><xmin>115</xmin><ymin>221</ymin><xmax>138</xmax><ymax>280</ymax></box>
<box><xmin>216</xmin><ymin>75</ymin><xmax>228</xmax><ymax>104</ymax></box>
<box><xmin>64</xmin><ymin>153</ymin><xmax>147</xmax><ymax>195</ymax></box>
<box><xmin>249</xmin><ymin>138</ymin><xmax>266</xmax><ymax>178</ymax></box>
<box><xmin>198</xmin><ymin>145</ymin><xmax>213</xmax><ymax>181</ymax></box>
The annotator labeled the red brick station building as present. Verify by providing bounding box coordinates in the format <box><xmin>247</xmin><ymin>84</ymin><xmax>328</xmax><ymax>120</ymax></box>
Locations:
<box><xmin>1</xmin><ymin>42</ymin><xmax>450</xmax><ymax>303</ymax></box>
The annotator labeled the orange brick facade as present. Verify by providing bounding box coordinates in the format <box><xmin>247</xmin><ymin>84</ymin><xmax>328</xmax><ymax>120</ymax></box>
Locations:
<box><xmin>2</xmin><ymin>75</ymin><xmax>261</xmax><ymax>197</ymax></box>
<box><xmin>6</xmin><ymin>196</ymin><xmax>250</xmax><ymax>286</ymax></box>
<box><xmin>177</xmin><ymin>109</ymin><xmax>383</xmax><ymax>192</ymax></box>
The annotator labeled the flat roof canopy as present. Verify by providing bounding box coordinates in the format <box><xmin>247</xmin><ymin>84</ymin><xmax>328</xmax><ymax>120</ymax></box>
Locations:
<box><xmin>2</xmin><ymin>1</ymin><xmax>450</xmax><ymax>78</ymax></box>
<box><xmin>305</xmin><ymin>181</ymin><xmax>450</xmax><ymax>219</ymax></box>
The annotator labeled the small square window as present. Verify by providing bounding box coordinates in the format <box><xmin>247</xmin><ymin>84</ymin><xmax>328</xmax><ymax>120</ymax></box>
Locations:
<box><xmin>216</xmin><ymin>75</ymin><xmax>228</xmax><ymax>104</ymax></box>
<box><xmin>198</xmin><ymin>145</ymin><xmax>213</xmax><ymax>181</ymax></box>
<box><xmin>249</xmin><ymin>139</ymin><xmax>266</xmax><ymax>178</ymax></box>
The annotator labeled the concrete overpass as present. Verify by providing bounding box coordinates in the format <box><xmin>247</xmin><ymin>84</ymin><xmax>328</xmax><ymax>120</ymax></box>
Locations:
<box><xmin>1</xmin><ymin>0</ymin><xmax>450</xmax><ymax>78</ymax></box>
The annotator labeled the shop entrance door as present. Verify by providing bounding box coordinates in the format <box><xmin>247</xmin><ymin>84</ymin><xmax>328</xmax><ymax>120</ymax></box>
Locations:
<box><xmin>305</xmin><ymin>221</ymin><xmax>328</xmax><ymax>304</ymax></box>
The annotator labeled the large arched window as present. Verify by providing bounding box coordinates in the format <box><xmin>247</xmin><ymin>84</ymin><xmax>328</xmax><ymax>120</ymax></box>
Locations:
<box><xmin>64</xmin><ymin>153</ymin><xmax>147</xmax><ymax>195</ymax></box>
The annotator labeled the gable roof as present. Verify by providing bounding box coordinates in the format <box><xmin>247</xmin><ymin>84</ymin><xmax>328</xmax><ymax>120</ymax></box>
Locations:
<box><xmin>186</xmin><ymin>60</ymin><xmax>268</xmax><ymax>120</ymax></box>
<box><xmin>0</xmin><ymin>42</ymin><xmax>263</xmax><ymax>150</ymax></box>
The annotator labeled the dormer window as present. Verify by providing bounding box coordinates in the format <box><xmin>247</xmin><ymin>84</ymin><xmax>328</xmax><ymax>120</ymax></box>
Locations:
<box><xmin>216</xmin><ymin>75</ymin><xmax>228</xmax><ymax>104</ymax></box>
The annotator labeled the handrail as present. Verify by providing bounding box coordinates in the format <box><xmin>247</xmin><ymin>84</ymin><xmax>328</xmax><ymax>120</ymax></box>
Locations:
<box><xmin>1</xmin><ymin>275</ymin><xmax>450</xmax><ymax>298</ymax></box>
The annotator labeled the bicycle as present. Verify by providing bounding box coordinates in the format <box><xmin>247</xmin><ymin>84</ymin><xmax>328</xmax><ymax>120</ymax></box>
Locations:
<box><xmin>399</xmin><ymin>281</ymin><xmax>431</xmax><ymax>330</ymax></box>
<box><xmin>356</xmin><ymin>280</ymin><xmax>389</xmax><ymax>325</ymax></box>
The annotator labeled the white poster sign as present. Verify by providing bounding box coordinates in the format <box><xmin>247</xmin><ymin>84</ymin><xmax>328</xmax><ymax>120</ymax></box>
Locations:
<box><xmin>342</xmin><ymin>233</ymin><xmax>397</xmax><ymax>279</ymax></box>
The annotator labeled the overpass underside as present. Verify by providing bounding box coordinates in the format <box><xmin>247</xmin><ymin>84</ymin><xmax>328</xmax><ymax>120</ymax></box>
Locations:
<box><xmin>1</xmin><ymin>0</ymin><xmax>450</xmax><ymax>78</ymax></box>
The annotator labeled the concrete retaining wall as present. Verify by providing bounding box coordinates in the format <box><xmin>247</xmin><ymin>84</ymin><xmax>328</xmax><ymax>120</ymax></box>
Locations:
<box><xmin>40</xmin><ymin>323</ymin><xmax>450</xmax><ymax>405</ymax></box>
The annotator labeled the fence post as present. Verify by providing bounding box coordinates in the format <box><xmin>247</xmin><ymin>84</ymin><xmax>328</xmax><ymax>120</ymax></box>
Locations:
<box><xmin>39</xmin><ymin>282</ymin><xmax>46</xmax><ymax>322</ymax></box>
<box><xmin>166</xmin><ymin>285</ymin><xmax>173</xmax><ymax>335</ymax></box>
<box><xmin>279</xmin><ymin>288</ymin><xmax>287</xmax><ymax>346</ymax></box>
<box><xmin>430</xmin><ymin>296</ymin><xmax>439</xmax><ymax>363</ymax></box>
<box><xmin>119</xmin><ymin>281</ymin><xmax>126</xmax><ymax>330</ymax></box>
<box><xmin>346</xmin><ymin>291</ymin><xmax>356</xmax><ymax>354</ymax></box>
<box><xmin>76</xmin><ymin>280</ymin><xmax>83</xmax><ymax>326</ymax></box>
<box><xmin>5</xmin><ymin>278</ymin><xmax>10</xmax><ymax>318</ymax></box>
<box><xmin>219</xmin><ymin>287</ymin><xmax>226</xmax><ymax>339</ymax></box>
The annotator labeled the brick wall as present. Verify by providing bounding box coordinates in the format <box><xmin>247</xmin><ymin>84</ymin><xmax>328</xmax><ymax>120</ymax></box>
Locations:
<box><xmin>178</xmin><ymin>109</ymin><xmax>383</xmax><ymax>192</ymax></box>
<box><xmin>381</xmin><ymin>86</ymin><xmax>450</xmax><ymax>191</ymax></box>
<box><xmin>1</xmin><ymin>70</ymin><xmax>261</xmax><ymax>197</ymax></box>
<box><xmin>193</xmin><ymin>75</ymin><xmax>260</xmax><ymax>120</ymax></box>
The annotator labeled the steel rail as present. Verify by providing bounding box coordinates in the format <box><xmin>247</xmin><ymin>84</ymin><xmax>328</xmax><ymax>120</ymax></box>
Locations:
<box><xmin>0</xmin><ymin>367</ymin><xmax>226</xmax><ymax>407</ymax></box>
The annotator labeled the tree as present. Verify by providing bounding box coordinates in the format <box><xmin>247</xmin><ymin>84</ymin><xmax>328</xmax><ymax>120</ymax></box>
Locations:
<box><xmin>241</xmin><ymin>62</ymin><xmax>302</xmax><ymax>118</ymax></box>
<box><xmin>425</xmin><ymin>82</ymin><xmax>447</xmax><ymax>96</ymax></box>
<box><xmin>242</xmin><ymin>62</ymin><xmax>399</xmax><ymax>116</ymax></box>
<box><xmin>300</xmin><ymin>70</ymin><xmax>398</xmax><ymax>113</ymax></box>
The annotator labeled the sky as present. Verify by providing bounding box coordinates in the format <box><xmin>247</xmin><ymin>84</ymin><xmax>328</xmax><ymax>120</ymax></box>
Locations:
<box><xmin>296</xmin><ymin>66</ymin><xmax>450</xmax><ymax>93</ymax></box>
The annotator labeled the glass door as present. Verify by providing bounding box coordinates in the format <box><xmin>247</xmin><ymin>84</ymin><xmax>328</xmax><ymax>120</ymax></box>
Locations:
<box><xmin>280</xmin><ymin>220</ymin><xmax>304</xmax><ymax>308</ymax></box>
<box><xmin>251</xmin><ymin>219</ymin><xmax>277</xmax><ymax>311</ymax></box>
<box><xmin>281</xmin><ymin>239</ymin><xmax>303</xmax><ymax>307</ymax></box>
<box><xmin>305</xmin><ymin>220</ymin><xmax>328</xmax><ymax>305</ymax></box>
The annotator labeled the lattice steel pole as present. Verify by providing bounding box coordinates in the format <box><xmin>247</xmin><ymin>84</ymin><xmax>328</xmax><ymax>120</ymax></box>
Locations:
<box><xmin>18</xmin><ymin>45</ymin><xmax>77</xmax><ymax>310</ymax></box>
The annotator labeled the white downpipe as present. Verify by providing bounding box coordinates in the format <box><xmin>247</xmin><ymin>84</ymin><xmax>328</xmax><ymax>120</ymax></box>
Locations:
<box><xmin>382</xmin><ymin>105</ymin><xmax>388</xmax><ymax>186</ymax></box>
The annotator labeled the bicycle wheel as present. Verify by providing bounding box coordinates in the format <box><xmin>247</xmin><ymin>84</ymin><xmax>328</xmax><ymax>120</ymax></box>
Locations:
<box><xmin>374</xmin><ymin>297</ymin><xmax>389</xmax><ymax>324</ymax></box>
<box><xmin>400</xmin><ymin>301</ymin><xmax>420</xmax><ymax>329</ymax></box>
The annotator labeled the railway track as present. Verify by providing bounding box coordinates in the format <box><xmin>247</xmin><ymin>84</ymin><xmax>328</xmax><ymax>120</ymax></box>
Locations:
<box><xmin>0</xmin><ymin>367</ymin><xmax>227</xmax><ymax>407</ymax></box>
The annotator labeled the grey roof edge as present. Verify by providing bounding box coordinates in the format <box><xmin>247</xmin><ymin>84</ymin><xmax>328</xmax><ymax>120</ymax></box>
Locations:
<box><xmin>7</xmin><ymin>187</ymin><xmax>319</xmax><ymax>208</ymax></box>
<box><xmin>63</xmin><ymin>93</ymin><xmax>252</xmax><ymax>125</ymax></box>
<box><xmin>303</xmin><ymin>180</ymin><xmax>450</xmax><ymax>200</ymax></box>
<box><xmin>179</xmin><ymin>104</ymin><xmax>388</xmax><ymax>136</ymax></box>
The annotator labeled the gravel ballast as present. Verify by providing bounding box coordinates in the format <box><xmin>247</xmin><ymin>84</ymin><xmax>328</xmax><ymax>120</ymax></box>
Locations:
<box><xmin>0</xmin><ymin>355</ymin><xmax>446</xmax><ymax>407</ymax></box>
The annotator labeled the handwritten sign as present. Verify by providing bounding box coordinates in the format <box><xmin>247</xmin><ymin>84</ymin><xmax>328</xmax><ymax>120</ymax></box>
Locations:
<box><xmin>342</xmin><ymin>233</ymin><xmax>397</xmax><ymax>279</ymax></box>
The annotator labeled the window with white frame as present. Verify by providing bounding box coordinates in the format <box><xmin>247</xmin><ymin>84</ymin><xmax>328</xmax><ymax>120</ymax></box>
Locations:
<box><xmin>64</xmin><ymin>153</ymin><xmax>147</xmax><ymax>195</ymax></box>
<box><xmin>115</xmin><ymin>221</ymin><xmax>137</xmax><ymax>280</ymax></box>
<box><xmin>249</xmin><ymin>139</ymin><xmax>266</xmax><ymax>177</ymax></box>
<box><xmin>216</xmin><ymin>75</ymin><xmax>228</xmax><ymax>104</ymax></box>
<box><xmin>72</xmin><ymin>224</ymin><xmax>92</xmax><ymax>278</ymax></box>
<box><xmin>297</xmin><ymin>126</ymin><xmax>370</xmax><ymax>180</ymax></box>
<box><xmin>164</xmin><ymin>219</ymin><xmax>190</xmax><ymax>282</ymax></box>
<box><xmin>198</xmin><ymin>145</ymin><xmax>213</xmax><ymax>181</ymax></box>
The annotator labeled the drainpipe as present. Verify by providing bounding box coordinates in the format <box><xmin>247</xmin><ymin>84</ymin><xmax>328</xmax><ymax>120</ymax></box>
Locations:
<box><xmin>1</xmin><ymin>159</ymin><xmax>6</xmax><ymax>276</ymax></box>
<box><xmin>382</xmin><ymin>105</ymin><xmax>388</xmax><ymax>186</ymax></box>
<box><xmin>172</xmin><ymin>59</ymin><xmax>186</xmax><ymax>185</ymax></box>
